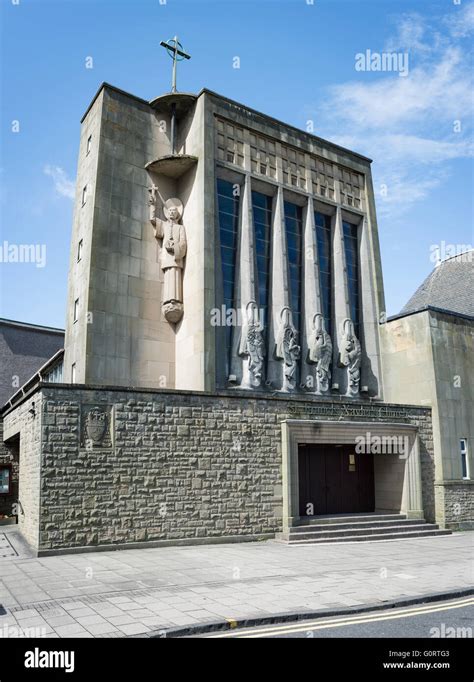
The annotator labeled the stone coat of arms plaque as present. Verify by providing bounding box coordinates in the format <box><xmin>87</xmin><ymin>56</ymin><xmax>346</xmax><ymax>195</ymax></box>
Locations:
<box><xmin>80</xmin><ymin>405</ymin><xmax>113</xmax><ymax>449</ymax></box>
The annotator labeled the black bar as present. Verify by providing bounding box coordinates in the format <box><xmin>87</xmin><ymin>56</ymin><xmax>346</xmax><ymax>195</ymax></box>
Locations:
<box><xmin>0</xmin><ymin>638</ymin><xmax>471</xmax><ymax>680</ymax></box>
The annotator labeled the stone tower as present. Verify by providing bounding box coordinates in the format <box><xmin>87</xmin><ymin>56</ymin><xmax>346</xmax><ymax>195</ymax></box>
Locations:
<box><xmin>64</xmin><ymin>83</ymin><xmax>385</xmax><ymax>398</ymax></box>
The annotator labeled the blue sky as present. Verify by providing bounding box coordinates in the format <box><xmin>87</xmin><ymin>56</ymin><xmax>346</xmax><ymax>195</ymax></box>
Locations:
<box><xmin>0</xmin><ymin>0</ymin><xmax>472</xmax><ymax>328</ymax></box>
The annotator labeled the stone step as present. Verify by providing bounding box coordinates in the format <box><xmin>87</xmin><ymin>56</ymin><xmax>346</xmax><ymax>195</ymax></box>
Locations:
<box><xmin>295</xmin><ymin>513</ymin><xmax>407</xmax><ymax>526</ymax></box>
<box><xmin>279</xmin><ymin>528</ymin><xmax>452</xmax><ymax>545</ymax></box>
<box><xmin>289</xmin><ymin>518</ymin><xmax>423</xmax><ymax>533</ymax></box>
<box><xmin>282</xmin><ymin>523</ymin><xmax>441</xmax><ymax>541</ymax></box>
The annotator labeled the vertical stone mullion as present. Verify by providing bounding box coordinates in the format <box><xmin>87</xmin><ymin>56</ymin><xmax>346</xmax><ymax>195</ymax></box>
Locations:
<box><xmin>268</xmin><ymin>186</ymin><xmax>291</xmax><ymax>388</ymax></box>
<box><xmin>360</xmin><ymin>216</ymin><xmax>380</xmax><ymax>394</ymax></box>
<box><xmin>302</xmin><ymin>196</ymin><xmax>321</xmax><ymax>389</ymax></box>
<box><xmin>275</xmin><ymin>142</ymin><xmax>284</xmax><ymax>185</ymax></box>
<box><xmin>238</xmin><ymin>174</ymin><xmax>257</xmax><ymax>308</ymax></box>
<box><xmin>242</xmin><ymin>128</ymin><xmax>251</xmax><ymax>173</ymax></box>
<box><xmin>332</xmin><ymin>206</ymin><xmax>351</xmax><ymax>392</ymax></box>
<box><xmin>304</xmin><ymin>153</ymin><xmax>312</xmax><ymax>196</ymax></box>
<box><xmin>334</xmin><ymin>163</ymin><xmax>342</xmax><ymax>205</ymax></box>
<box><xmin>231</xmin><ymin>174</ymin><xmax>257</xmax><ymax>383</ymax></box>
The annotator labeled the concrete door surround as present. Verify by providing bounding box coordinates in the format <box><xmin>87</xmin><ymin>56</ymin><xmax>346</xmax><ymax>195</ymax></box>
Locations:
<box><xmin>281</xmin><ymin>419</ymin><xmax>424</xmax><ymax>530</ymax></box>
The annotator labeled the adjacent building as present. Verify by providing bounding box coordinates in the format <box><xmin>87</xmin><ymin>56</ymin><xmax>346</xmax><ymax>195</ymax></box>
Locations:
<box><xmin>382</xmin><ymin>252</ymin><xmax>474</xmax><ymax>529</ymax></box>
<box><xmin>0</xmin><ymin>319</ymin><xmax>64</xmax><ymax>519</ymax></box>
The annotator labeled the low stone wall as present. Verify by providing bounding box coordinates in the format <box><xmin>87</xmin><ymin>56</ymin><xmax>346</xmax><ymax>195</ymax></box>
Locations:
<box><xmin>435</xmin><ymin>481</ymin><xmax>474</xmax><ymax>530</ymax></box>
<box><xmin>2</xmin><ymin>384</ymin><xmax>436</xmax><ymax>553</ymax></box>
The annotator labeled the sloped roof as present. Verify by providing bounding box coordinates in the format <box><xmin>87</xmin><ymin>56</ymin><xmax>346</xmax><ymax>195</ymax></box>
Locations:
<box><xmin>0</xmin><ymin>318</ymin><xmax>64</xmax><ymax>406</ymax></box>
<box><xmin>400</xmin><ymin>250</ymin><xmax>474</xmax><ymax>318</ymax></box>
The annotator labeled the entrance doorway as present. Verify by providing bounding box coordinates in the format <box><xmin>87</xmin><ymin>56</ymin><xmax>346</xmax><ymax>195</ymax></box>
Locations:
<box><xmin>0</xmin><ymin>434</ymin><xmax>19</xmax><ymax>524</ymax></box>
<box><xmin>298</xmin><ymin>444</ymin><xmax>375</xmax><ymax>516</ymax></box>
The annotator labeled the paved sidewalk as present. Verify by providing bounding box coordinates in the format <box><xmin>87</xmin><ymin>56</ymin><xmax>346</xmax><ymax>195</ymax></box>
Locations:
<box><xmin>0</xmin><ymin>530</ymin><xmax>472</xmax><ymax>638</ymax></box>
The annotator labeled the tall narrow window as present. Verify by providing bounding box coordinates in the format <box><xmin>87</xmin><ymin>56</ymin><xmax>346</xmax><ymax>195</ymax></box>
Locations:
<box><xmin>284</xmin><ymin>201</ymin><xmax>303</xmax><ymax>333</ymax></box>
<box><xmin>73</xmin><ymin>298</ymin><xmax>79</xmax><ymax>323</ymax></box>
<box><xmin>217</xmin><ymin>178</ymin><xmax>240</xmax><ymax>354</ymax></box>
<box><xmin>82</xmin><ymin>185</ymin><xmax>87</xmax><ymax>206</ymax></box>
<box><xmin>315</xmin><ymin>212</ymin><xmax>332</xmax><ymax>336</ymax></box>
<box><xmin>343</xmin><ymin>220</ymin><xmax>360</xmax><ymax>338</ymax></box>
<box><xmin>460</xmin><ymin>439</ymin><xmax>470</xmax><ymax>479</ymax></box>
<box><xmin>71</xmin><ymin>364</ymin><xmax>76</xmax><ymax>383</ymax></box>
<box><xmin>252</xmin><ymin>191</ymin><xmax>272</xmax><ymax>328</ymax></box>
<box><xmin>77</xmin><ymin>239</ymin><xmax>83</xmax><ymax>262</ymax></box>
<box><xmin>86</xmin><ymin>135</ymin><xmax>92</xmax><ymax>155</ymax></box>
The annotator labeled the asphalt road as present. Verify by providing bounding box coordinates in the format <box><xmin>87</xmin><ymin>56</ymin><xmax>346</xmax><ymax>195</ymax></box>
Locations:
<box><xmin>203</xmin><ymin>597</ymin><xmax>474</xmax><ymax>638</ymax></box>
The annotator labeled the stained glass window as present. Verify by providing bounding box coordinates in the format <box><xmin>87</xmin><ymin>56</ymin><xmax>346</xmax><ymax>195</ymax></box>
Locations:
<box><xmin>217</xmin><ymin>178</ymin><xmax>240</xmax><ymax>354</ymax></box>
<box><xmin>343</xmin><ymin>220</ymin><xmax>360</xmax><ymax>338</ymax></box>
<box><xmin>315</xmin><ymin>212</ymin><xmax>332</xmax><ymax>336</ymax></box>
<box><xmin>284</xmin><ymin>201</ymin><xmax>303</xmax><ymax>333</ymax></box>
<box><xmin>252</xmin><ymin>191</ymin><xmax>272</xmax><ymax>328</ymax></box>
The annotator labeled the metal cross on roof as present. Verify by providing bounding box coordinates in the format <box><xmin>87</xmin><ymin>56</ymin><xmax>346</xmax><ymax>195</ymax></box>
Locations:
<box><xmin>160</xmin><ymin>36</ymin><xmax>191</xmax><ymax>93</ymax></box>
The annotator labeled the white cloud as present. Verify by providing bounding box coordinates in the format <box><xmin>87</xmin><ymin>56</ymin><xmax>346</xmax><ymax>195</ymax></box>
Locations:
<box><xmin>382</xmin><ymin>134</ymin><xmax>473</xmax><ymax>164</ymax></box>
<box><xmin>374</xmin><ymin>170</ymin><xmax>449</xmax><ymax>219</ymax></box>
<box><xmin>311</xmin><ymin>3</ymin><xmax>474</xmax><ymax>219</ymax></box>
<box><xmin>445</xmin><ymin>2</ymin><xmax>474</xmax><ymax>38</ymax></box>
<box><xmin>384</xmin><ymin>12</ymin><xmax>436</xmax><ymax>54</ymax></box>
<box><xmin>44</xmin><ymin>165</ymin><xmax>75</xmax><ymax>200</ymax></box>
<box><xmin>334</xmin><ymin>133</ymin><xmax>473</xmax><ymax>166</ymax></box>
<box><xmin>325</xmin><ymin>47</ymin><xmax>471</xmax><ymax>130</ymax></box>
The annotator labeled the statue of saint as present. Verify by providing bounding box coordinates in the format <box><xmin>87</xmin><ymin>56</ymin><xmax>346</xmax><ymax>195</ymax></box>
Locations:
<box><xmin>149</xmin><ymin>190</ymin><xmax>187</xmax><ymax>323</ymax></box>
<box><xmin>338</xmin><ymin>318</ymin><xmax>361</xmax><ymax>396</ymax></box>
<box><xmin>275</xmin><ymin>306</ymin><xmax>300</xmax><ymax>392</ymax></box>
<box><xmin>238</xmin><ymin>300</ymin><xmax>265</xmax><ymax>388</ymax></box>
<box><xmin>308</xmin><ymin>313</ymin><xmax>332</xmax><ymax>394</ymax></box>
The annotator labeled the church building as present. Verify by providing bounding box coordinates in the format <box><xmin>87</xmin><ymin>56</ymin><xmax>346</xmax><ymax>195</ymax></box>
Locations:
<box><xmin>1</xmin><ymin>48</ymin><xmax>471</xmax><ymax>553</ymax></box>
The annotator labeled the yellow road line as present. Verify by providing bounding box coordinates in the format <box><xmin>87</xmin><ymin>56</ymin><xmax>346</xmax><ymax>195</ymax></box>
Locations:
<box><xmin>207</xmin><ymin>597</ymin><xmax>474</xmax><ymax>638</ymax></box>
<box><xmin>236</xmin><ymin>600</ymin><xmax>474</xmax><ymax>639</ymax></box>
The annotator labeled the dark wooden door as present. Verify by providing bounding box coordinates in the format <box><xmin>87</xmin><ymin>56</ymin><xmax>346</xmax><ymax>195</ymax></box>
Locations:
<box><xmin>356</xmin><ymin>449</ymin><xmax>375</xmax><ymax>512</ymax></box>
<box><xmin>298</xmin><ymin>446</ymin><xmax>326</xmax><ymax>516</ymax></box>
<box><xmin>340</xmin><ymin>448</ymin><xmax>359</xmax><ymax>513</ymax></box>
<box><xmin>325</xmin><ymin>448</ymin><xmax>342</xmax><ymax>514</ymax></box>
<box><xmin>298</xmin><ymin>444</ymin><xmax>374</xmax><ymax>517</ymax></box>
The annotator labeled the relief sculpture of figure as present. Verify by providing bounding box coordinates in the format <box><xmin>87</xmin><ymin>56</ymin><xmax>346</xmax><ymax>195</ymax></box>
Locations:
<box><xmin>338</xmin><ymin>318</ymin><xmax>361</xmax><ymax>396</ymax></box>
<box><xmin>308</xmin><ymin>313</ymin><xmax>332</xmax><ymax>394</ymax></box>
<box><xmin>275</xmin><ymin>306</ymin><xmax>301</xmax><ymax>392</ymax></box>
<box><xmin>149</xmin><ymin>188</ymin><xmax>187</xmax><ymax>324</ymax></box>
<box><xmin>238</xmin><ymin>300</ymin><xmax>265</xmax><ymax>388</ymax></box>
